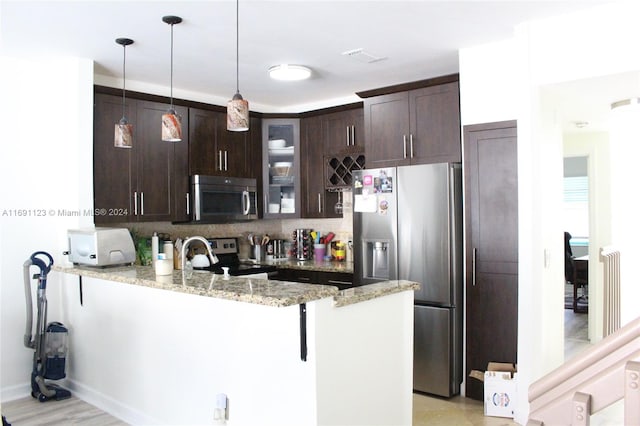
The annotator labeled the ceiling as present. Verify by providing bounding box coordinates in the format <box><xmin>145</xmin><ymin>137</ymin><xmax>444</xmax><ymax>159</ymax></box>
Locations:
<box><xmin>1</xmin><ymin>0</ymin><xmax>613</xmax><ymax>113</ymax></box>
<box><xmin>544</xmin><ymin>71</ymin><xmax>640</xmax><ymax>134</ymax></box>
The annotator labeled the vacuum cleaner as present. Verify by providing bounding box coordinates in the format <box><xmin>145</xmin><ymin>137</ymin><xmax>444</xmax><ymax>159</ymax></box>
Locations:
<box><xmin>23</xmin><ymin>251</ymin><xmax>71</xmax><ymax>402</ymax></box>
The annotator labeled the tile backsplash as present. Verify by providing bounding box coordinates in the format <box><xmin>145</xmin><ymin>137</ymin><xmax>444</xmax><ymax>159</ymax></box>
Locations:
<box><xmin>114</xmin><ymin>191</ymin><xmax>353</xmax><ymax>260</ymax></box>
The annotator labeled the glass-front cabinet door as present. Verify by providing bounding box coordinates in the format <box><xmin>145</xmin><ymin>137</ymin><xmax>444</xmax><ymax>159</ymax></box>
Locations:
<box><xmin>262</xmin><ymin>119</ymin><xmax>301</xmax><ymax>218</ymax></box>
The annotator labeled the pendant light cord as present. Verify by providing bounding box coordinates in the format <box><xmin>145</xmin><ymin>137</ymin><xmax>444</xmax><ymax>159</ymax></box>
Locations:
<box><xmin>121</xmin><ymin>44</ymin><xmax>127</xmax><ymax>121</ymax></box>
<box><xmin>170</xmin><ymin>22</ymin><xmax>175</xmax><ymax>109</ymax></box>
<box><xmin>235</xmin><ymin>0</ymin><xmax>240</xmax><ymax>94</ymax></box>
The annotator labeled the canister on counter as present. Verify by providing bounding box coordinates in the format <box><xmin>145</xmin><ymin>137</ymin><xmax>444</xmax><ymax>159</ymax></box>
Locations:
<box><xmin>266</xmin><ymin>240</ymin><xmax>274</xmax><ymax>260</ymax></box>
<box><xmin>331</xmin><ymin>241</ymin><xmax>346</xmax><ymax>261</ymax></box>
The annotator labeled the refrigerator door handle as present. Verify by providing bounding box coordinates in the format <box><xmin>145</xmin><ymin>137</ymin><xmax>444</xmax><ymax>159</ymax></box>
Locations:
<box><xmin>472</xmin><ymin>247</ymin><xmax>477</xmax><ymax>286</ymax></box>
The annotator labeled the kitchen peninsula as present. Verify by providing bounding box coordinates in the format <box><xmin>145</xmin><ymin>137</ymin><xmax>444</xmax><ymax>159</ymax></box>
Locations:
<box><xmin>55</xmin><ymin>265</ymin><xmax>418</xmax><ymax>425</ymax></box>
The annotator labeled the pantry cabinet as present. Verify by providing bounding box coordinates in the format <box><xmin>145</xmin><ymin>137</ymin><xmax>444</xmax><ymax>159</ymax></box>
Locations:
<box><xmin>93</xmin><ymin>92</ymin><xmax>189</xmax><ymax>223</ymax></box>
<box><xmin>463</xmin><ymin>121</ymin><xmax>518</xmax><ymax>401</ymax></box>
<box><xmin>363</xmin><ymin>80</ymin><xmax>461</xmax><ymax>168</ymax></box>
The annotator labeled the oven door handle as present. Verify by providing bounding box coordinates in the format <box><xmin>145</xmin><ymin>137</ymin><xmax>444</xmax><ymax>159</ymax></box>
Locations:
<box><xmin>242</xmin><ymin>190</ymin><xmax>250</xmax><ymax>215</ymax></box>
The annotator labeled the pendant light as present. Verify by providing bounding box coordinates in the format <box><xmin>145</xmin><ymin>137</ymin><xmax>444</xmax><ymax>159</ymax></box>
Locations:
<box><xmin>114</xmin><ymin>38</ymin><xmax>134</xmax><ymax>148</ymax></box>
<box><xmin>161</xmin><ymin>15</ymin><xmax>183</xmax><ymax>142</ymax></box>
<box><xmin>226</xmin><ymin>0</ymin><xmax>249</xmax><ymax>131</ymax></box>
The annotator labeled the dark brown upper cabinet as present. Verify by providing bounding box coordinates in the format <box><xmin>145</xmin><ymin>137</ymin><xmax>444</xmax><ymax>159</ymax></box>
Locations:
<box><xmin>93</xmin><ymin>92</ymin><xmax>189</xmax><ymax>223</ymax></box>
<box><xmin>363</xmin><ymin>80</ymin><xmax>461</xmax><ymax>168</ymax></box>
<box><xmin>322</xmin><ymin>108</ymin><xmax>364</xmax><ymax>155</ymax></box>
<box><xmin>189</xmin><ymin>108</ymin><xmax>249</xmax><ymax>178</ymax></box>
<box><xmin>300</xmin><ymin>116</ymin><xmax>340</xmax><ymax>218</ymax></box>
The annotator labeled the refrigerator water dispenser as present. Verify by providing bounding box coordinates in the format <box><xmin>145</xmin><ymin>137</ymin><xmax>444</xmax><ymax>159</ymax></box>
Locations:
<box><xmin>363</xmin><ymin>240</ymin><xmax>390</xmax><ymax>279</ymax></box>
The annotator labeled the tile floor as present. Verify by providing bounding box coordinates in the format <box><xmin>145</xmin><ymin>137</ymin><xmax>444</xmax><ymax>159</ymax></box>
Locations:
<box><xmin>413</xmin><ymin>393</ymin><xmax>516</xmax><ymax>425</ymax></box>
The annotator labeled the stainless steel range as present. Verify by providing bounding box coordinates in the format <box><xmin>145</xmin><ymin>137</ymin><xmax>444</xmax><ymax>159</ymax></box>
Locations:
<box><xmin>196</xmin><ymin>237</ymin><xmax>277</xmax><ymax>277</ymax></box>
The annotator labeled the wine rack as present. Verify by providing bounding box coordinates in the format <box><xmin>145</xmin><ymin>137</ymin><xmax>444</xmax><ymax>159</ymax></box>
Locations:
<box><xmin>325</xmin><ymin>154</ymin><xmax>365</xmax><ymax>189</ymax></box>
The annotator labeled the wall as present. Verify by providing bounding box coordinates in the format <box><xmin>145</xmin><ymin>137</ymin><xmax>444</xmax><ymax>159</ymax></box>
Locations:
<box><xmin>0</xmin><ymin>57</ymin><xmax>94</xmax><ymax>400</ymax></box>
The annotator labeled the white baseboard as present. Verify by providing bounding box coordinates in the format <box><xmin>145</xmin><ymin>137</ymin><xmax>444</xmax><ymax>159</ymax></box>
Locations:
<box><xmin>0</xmin><ymin>383</ymin><xmax>30</xmax><ymax>403</ymax></box>
<box><xmin>66</xmin><ymin>379</ymin><xmax>158</xmax><ymax>425</ymax></box>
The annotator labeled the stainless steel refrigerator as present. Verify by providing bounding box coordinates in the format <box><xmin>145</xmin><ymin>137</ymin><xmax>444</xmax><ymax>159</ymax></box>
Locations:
<box><xmin>352</xmin><ymin>163</ymin><xmax>463</xmax><ymax>397</ymax></box>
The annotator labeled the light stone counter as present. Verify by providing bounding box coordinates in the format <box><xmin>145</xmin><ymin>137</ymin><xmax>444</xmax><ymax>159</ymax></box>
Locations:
<box><xmin>262</xmin><ymin>258</ymin><xmax>354</xmax><ymax>273</ymax></box>
<box><xmin>334</xmin><ymin>280</ymin><xmax>419</xmax><ymax>307</ymax></box>
<box><xmin>54</xmin><ymin>264</ymin><xmax>418</xmax><ymax>308</ymax></box>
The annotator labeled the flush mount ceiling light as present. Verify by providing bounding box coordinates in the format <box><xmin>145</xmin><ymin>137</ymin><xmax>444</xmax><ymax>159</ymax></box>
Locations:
<box><xmin>161</xmin><ymin>15</ymin><xmax>182</xmax><ymax>142</ymax></box>
<box><xmin>268</xmin><ymin>64</ymin><xmax>311</xmax><ymax>81</ymax></box>
<box><xmin>114</xmin><ymin>37</ymin><xmax>134</xmax><ymax>149</ymax></box>
<box><xmin>227</xmin><ymin>0</ymin><xmax>249</xmax><ymax>132</ymax></box>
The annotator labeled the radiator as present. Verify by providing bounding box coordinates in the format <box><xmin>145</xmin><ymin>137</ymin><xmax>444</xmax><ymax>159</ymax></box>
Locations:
<box><xmin>601</xmin><ymin>247</ymin><xmax>621</xmax><ymax>337</ymax></box>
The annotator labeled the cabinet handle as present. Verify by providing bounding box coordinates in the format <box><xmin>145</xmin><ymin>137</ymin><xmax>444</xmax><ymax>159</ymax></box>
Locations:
<box><xmin>218</xmin><ymin>150</ymin><xmax>223</xmax><ymax>171</ymax></box>
<box><xmin>346</xmin><ymin>126</ymin><xmax>350</xmax><ymax>146</ymax></box>
<box><xmin>472</xmin><ymin>248</ymin><xmax>477</xmax><ymax>287</ymax></box>
<box><xmin>318</xmin><ymin>193</ymin><xmax>322</xmax><ymax>213</ymax></box>
<box><xmin>186</xmin><ymin>193</ymin><xmax>190</xmax><ymax>215</ymax></box>
<box><xmin>403</xmin><ymin>135</ymin><xmax>407</xmax><ymax>159</ymax></box>
<box><xmin>133</xmin><ymin>191</ymin><xmax>138</xmax><ymax>215</ymax></box>
<box><xmin>410</xmin><ymin>134</ymin><xmax>414</xmax><ymax>158</ymax></box>
<box><xmin>351</xmin><ymin>125</ymin><xmax>355</xmax><ymax>146</ymax></box>
<box><xmin>140</xmin><ymin>192</ymin><xmax>144</xmax><ymax>216</ymax></box>
<box><xmin>224</xmin><ymin>150</ymin><xmax>228</xmax><ymax>171</ymax></box>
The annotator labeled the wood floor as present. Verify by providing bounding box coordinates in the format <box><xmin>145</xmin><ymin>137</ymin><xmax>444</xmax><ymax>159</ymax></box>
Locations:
<box><xmin>1</xmin><ymin>396</ymin><xmax>126</xmax><ymax>426</ymax></box>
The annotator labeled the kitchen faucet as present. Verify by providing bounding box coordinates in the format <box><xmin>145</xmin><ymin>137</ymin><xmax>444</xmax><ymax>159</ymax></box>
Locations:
<box><xmin>181</xmin><ymin>236</ymin><xmax>219</xmax><ymax>272</ymax></box>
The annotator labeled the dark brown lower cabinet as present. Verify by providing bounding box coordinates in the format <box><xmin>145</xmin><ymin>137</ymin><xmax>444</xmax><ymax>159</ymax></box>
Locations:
<box><xmin>275</xmin><ymin>268</ymin><xmax>354</xmax><ymax>290</ymax></box>
<box><xmin>463</xmin><ymin>121</ymin><xmax>518</xmax><ymax>401</ymax></box>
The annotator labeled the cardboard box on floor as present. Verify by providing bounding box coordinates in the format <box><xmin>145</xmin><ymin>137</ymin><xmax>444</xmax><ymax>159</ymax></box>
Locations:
<box><xmin>469</xmin><ymin>362</ymin><xmax>517</xmax><ymax>418</ymax></box>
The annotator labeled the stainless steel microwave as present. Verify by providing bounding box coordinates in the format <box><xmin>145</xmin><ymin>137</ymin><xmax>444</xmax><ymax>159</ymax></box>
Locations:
<box><xmin>191</xmin><ymin>175</ymin><xmax>258</xmax><ymax>223</ymax></box>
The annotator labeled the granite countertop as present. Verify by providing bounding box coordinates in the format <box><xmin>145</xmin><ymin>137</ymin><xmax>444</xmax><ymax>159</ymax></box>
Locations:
<box><xmin>54</xmin><ymin>265</ymin><xmax>418</xmax><ymax>308</ymax></box>
<box><xmin>261</xmin><ymin>258</ymin><xmax>354</xmax><ymax>273</ymax></box>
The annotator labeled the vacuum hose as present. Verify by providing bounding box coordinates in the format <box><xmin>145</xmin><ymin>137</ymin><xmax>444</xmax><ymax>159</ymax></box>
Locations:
<box><xmin>23</xmin><ymin>252</ymin><xmax>53</xmax><ymax>349</ymax></box>
<box><xmin>23</xmin><ymin>258</ymin><xmax>35</xmax><ymax>349</ymax></box>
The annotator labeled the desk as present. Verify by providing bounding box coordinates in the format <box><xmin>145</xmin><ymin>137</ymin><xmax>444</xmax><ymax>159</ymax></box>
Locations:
<box><xmin>573</xmin><ymin>255</ymin><xmax>588</xmax><ymax>313</ymax></box>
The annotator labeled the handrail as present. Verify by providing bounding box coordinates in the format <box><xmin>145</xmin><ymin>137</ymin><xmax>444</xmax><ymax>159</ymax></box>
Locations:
<box><xmin>529</xmin><ymin>316</ymin><xmax>640</xmax><ymax>401</ymax></box>
<box><xmin>528</xmin><ymin>316</ymin><xmax>640</xmax><ymax>423</ymax></box>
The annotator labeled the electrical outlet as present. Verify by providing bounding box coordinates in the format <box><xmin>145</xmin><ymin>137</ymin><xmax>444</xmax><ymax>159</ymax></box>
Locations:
<box><xmin>213</xmin><ymin>393</ymin><xmax>228</xmax><ymax>424</ymax></box>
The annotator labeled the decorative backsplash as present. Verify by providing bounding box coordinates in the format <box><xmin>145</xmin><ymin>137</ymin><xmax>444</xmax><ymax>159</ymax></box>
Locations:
<box><xmin>114</xmin><ymin>192</ymin><xmax>354</xmax><ymax>260</ymax></box>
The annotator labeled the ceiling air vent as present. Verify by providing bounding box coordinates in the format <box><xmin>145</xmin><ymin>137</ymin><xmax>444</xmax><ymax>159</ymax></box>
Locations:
<box><xmin>341</xmin><ymin>48</ymin><xmax>387</xmax><ymax>64</ymax></box>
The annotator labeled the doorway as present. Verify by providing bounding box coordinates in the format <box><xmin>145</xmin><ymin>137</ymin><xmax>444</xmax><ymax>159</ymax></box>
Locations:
<box><xmin>563</xmin><ymin>155</ymin><xmax>590</xmax><ymax>359</ymax></box>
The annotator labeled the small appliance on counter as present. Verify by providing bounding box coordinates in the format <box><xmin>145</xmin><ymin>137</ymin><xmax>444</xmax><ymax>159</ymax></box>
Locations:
<box><xmin>292</xmin><ymin>229</ymin><xmax>312</xmax><ymax>260</ymax></box>
<box><xmin>65</xmin><ymin>228</ymin><xmax>136</xmax><ymax>267</ymax></box>
<box><xmin>265</xmin><ymin>239</ymin><xmax>287</xmax><ymax>260</ymax></box>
